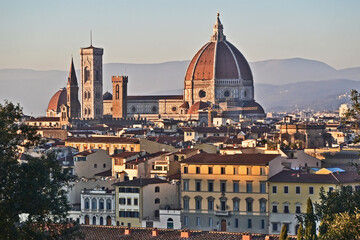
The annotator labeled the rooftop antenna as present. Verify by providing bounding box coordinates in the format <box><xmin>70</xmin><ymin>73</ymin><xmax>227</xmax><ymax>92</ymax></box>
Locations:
<box><xmin>90</xmin><ymin>30</ymin><xmax>93</xmax><ymax>46</ymax></box>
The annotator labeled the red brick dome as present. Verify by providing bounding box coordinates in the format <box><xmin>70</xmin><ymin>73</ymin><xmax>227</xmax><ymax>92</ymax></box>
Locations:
<box><xmin>185</xmin><ymin>14</ymin><xmax>253</xmax><ymax>81</ymax></box>
<box><xmin>47</xmin><ymin>88</ymin><xmax>67</xmax><ymax>112</ymax></box>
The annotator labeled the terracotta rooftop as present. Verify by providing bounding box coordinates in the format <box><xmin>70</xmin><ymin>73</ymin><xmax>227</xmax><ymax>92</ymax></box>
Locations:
<box><xmin>268</xmin><ymin>169</ymin><xmax>360</xmax><ymax>184</ymax></box>
<box><xmin>64</xmin><ymin>137</ymin><xmax>140</xmax><ymax>144</ymax></box>
<box><xmin>26</xmin><ymin>117</ymin><xmax>60</xmax><ymax>122</ymax></box>
<box><xmin>47</xmin><ymin>88</ymin><xmax>67</xmax><ymax>113</ymax></box>
<box><xmin>112</xmin><ymin>178</ymin><xmax>168</xmax><ymax>187</ymax></box>
<box><xmin>110</xmin><ymin>152</ymin><xmax>141</xmax><ymax>158</ymax></box>
<box><xmin>181</xmin><ymin>153</ymin><xmax>279</xmax><ymax>165</ymax></box>
<box><xmin>79</xmin><ymin>225</ymin><xmax>285</xmax><ymax>239</ymax></box>
<box><xmin>127</xmin><ymin>95</ymin><xmax>183</xmax><ymax>101</ymax></box>
<box><xmin>188</xmin><ymin>101</ymin><xmax>210</xmax><ymax>114</ymax></box>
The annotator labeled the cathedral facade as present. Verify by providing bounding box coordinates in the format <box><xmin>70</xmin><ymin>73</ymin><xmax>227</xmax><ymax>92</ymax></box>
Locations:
<box><xmin>46</xmin><ymin>14</ymin><xmax>265</xmax><ymax>125</ymax></box>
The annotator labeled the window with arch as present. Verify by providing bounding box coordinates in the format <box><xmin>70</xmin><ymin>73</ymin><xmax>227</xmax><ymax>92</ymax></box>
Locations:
<box><xmin>84</xmin><ymin>108</ymin><xmax>88</xmax><ymax>116</ymax></box>
<box><xmin>91</xmin><ymin>198</ymin><xmax>97</xmax><ymax>210</ymax></box>
<box><xmin>195</xmin><ymin>196</ymin><xmax>202</xmax><ymax>210</ymax></box>
<box><xmin>106</xmin><ymin>199</ymin><xmax>112</xmax><ymax>210</ymax></box>
<box><xmin>259</xmin><ymin>198</ymin><xmax>267</xmax><ymax>213</ymax></box>
<box><xmin>115</xmin><ymin>84</ymin><xmax>120</xmax><ymax>100</ymax></box>
<box><xmin>88</xmin><ymin>108</ymin><xmax>91</xmax><ymax>115</ymax></box>
<box><xmin>167</xmin><ymin>218</ymin><xmax>174</xmax><ymax>229</ymax></box>
<box><xmin>99</xmin><ymin>199</ymin><xmax>104</xmax><ymax>210</ymax></box>
<box><xmin>233</xmin><ymin>197</ymin><xmax>240</xmax><ymax>212</ymax></box>
<box><xmin>106</xmin><ymin>216</ymin><xmax>112</xmax><ymax>226</ymax></box>
<box><xmin>84</xmin><ymin>215</ymin><xmax>89</xmax><ymax>225</ymax></box>
<box><xmin>246</xmin><ymin>198</ymin><xmax>253</xmax><ymax>212</ymax></box>
<box><xmin>207</xmin><ymin>197</ymin><xmax>214</xmax><ymax>211</ymax></box>
<box><xmin>183</xmin><ymin>196</ymin><xmax>190</xmax><ymax>210</ymax></box>
<box><xmin>84</xmin><ymin>198</ymin><xmax>90</xmax><ymax>209</ymax></box>
<box><xmin>155</xmin><ymin>186</ymin><xmax>160</xmax><ymax>193</ymax></box>
<box><xmin>85</xmin><ymin>67</ymin><xmax>90</xmax><ymax>82</ymax></box>
<box><xmin>100</xmin><ymin>216</ymin><xmax>103</xmax><ymax>225</ymax></box>
<box><xmin>92</xmin><ymin>216</ymin><xmax>96</xmax><ymax>225</ymax></box>
<box><xmin>152</xmin><ymin>106</ymin><xmax>157</xmax><ymax>113</ymax></box>
<box><xmin>155</xmin><ymin>198</ymin><xmax>160</xmax><ymax>204</ymax></box>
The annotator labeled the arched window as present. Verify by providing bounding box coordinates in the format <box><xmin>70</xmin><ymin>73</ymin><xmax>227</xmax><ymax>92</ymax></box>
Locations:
<box><xmin>155</xmin><ymin>198</ymin><xmax>160</xmax><ymax>204</ymax></box>
<box><xmin>195</xmin><ymin>196</ymin><xmax>202</xmax><ymax>210</ymax></box>
<box><xmin>100</xmin><ymin>217</ymin><xmax>103</xmax><ymax>225</ymax></box>
<box><xmin>99</xmin><ymin>199</ymin><xmax>104</xmax><ymax>210</ymax></box>
<box><xmin>116</xmin><ymin>84</ymin><xmax>120</xmax><ymax>100</ymax></box>
<box><xmin>91</xmin><ymin>198</ymin><xmax>97</xmax><ymax>210</ymax></box>
<box><xmin>84</xmin><ymin>215</ymin><xmax>89</xmax><ymax>225</ymax></box>
<box><xmin>259</xmin><ymin>198</ymin><xmax>267</xmax><ymax>213</ymax></box>
<box><xmin>85</xmin><ymin>108</ymin><xmax>88</xmax><ymax>115</ymax></box>
<box><xmin>84</xmin><ymin>198</ymin><xmax>90</xmax><ymax>209</ymax></box>
<box><xmin>85</xmin><ymin>67</ymin><xmax>90</xmax><ymax>82</ymax></box>
<box><xmin>155</xmin><ymin>186</ymin><xmax>160</xmax><ymax>193</ymax></box>
<box><xmin>183</xmin><ymin>196</ymin><xmax>190</xmax><ymax>210</ymax></box>
<box><xmin>246</xmin><ymin>198</ymin><xmax>253</xmax><ymax>212</ymax></box>
<box><xmin>167</xmin><ymin>218</ymin><xmax>174</xmax><ymax>229</ymax></box>
<box><xmin>106</xmin><ymin>199</ymin><xmax>112</xmax><ymax>210</ymax></box>
<box><xmin>88</xmin><ymin>108</ymin><xmax>91</xmax><ymax>115</ymax></box>
<box><xmin>207</xmin><ymin>197</ymin><xmax>214</xmax><ymax>211</ymax></box>
<box><xmin>92</xmin><ymin>216</ymin><xmax>96</xmax><ymax>225</ymax></box>
<box><xmin>106</xmin><ymin>216</ymin><xmax>112</xmax><ymax>226</ymax></box>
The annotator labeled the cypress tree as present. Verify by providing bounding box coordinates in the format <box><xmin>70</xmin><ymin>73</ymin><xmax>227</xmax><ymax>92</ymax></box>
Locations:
<box><xmin>279</xmin><ymin>224</ymin><xmax>288</xmax><ymax>240</ymax></box>
<box><xmin>304</xmin><ymin>197</ymin><xmax>317</xmax><ymax>240</ymax></box>
<box><xmin>297</xmin><ymin>223</ymin><xmax>304</xmax><ymax>240</ymax></box>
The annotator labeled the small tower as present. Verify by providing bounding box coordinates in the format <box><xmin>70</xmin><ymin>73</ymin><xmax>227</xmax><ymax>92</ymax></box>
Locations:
<box><xmin>66</xmin><ymin>58</ymin><xmax>81</xmax><ymax>118</ymax></box>
<box><xmin>80</xmin><ymin>41</ymin><xmax>104</xmax><ymax>119</ymax></box>
<box><xmin>112</xmin><ymin>76</ymin><xmax>128</xmax><ymax>119</ymax></box>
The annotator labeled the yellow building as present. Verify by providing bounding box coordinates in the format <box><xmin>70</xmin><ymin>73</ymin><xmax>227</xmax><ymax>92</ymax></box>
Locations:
<box><xmin>64</xmin><ymin>136</ymin><xmax>140</xmax><ymax>155</ymax></box>
<box><xmin>180</xmin><ymin>153</ymin><xmax>280</xmax><ymax>233</ymax></box>
<box><xmin>268</xmin><ymin>168</ymin><xmax>360</xmax><ymax>236</ymax></box>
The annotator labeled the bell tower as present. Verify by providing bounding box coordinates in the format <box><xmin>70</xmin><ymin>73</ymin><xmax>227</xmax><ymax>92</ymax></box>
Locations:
<box><xmin>80</xmin><ymin>42</ymin><xmax>104</xmax><ymax>119</ymax></box>
<box><xmin>66</xmin><ymin>58</ymin><xmax>81</xmax><ymax>118</ymax></box>
<box><xmin>112</xmin><ymin>76</ymin><xmax>128</xmax><ymax>119</ymax></box>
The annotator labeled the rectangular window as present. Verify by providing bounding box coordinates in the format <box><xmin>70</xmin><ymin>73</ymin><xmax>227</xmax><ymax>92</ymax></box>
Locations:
<box><xmin>284</xmin><ymin>186</ymin><xmax>289</xmax><ymax>194</ymax></box>
<box><xmin>195</xmin><ymin>199</ymin><xmax>202</xmax><ymax>210</ymax></box>
<box><xmin>183</xmin><ymin>198</ymin><xmax>189</xmax><ymax>210</ymax></box>
<box><xmin>235</xmin><ymin>218</ymin><xmax>239</xmax><ymax>228</ymax></box>
<box><xmin>260</xmin><ymin>181</ymin><xmax>266</xmax><ymax>193</ymax></box>
<box><xmin>247</xmin><ymin>167</ymin><xmax>251</xmax><ymax>175</ymax></box>
<box><xmin>272</xmin><ymin>222</ymin><xmax>278</xmax><ymax>232</ymax></box>
<box><xmin>208</xmin><ymin>199</ymin><xmax>214</xmax><ymax>211</ymax></box>
<box><xmin>233</xmin><ymin>181</ymin><xmax>239</xmax><ymax>193</ymax></box>
<box><xmin>296</xmin><ymin>186</ymin><xmax>301</xmax><ymax>194</ymax></box>
<box><xmin>272</xmin><ymin>205</ymin><xmax>278</xmax><ymax>213</ymax></box>
<box><xmin>284</xmin><ymin>205</ymin><xmax>289</xmax><ymax>213</ymax></box>
<box><xmin>260</xmin><ymin>167</ymin><xmax>266</xmax><ymax>175</ymax></box>
<box><xmin>233</xmin><ymin>167</ymin><xmax>238</xmax><ymax>175</ymax></box>
<box><xmin>247</xmin><ymin>219</ymin><xmax>252</xmax><ymax>228</ymax></box>
<box><xmin>296</xmin><ymin>206</ymin><xmax>301</xmax><ymax>214</ymax></box>
<box><xmin>134</xmin><ymin>198</ymin><xmax>138</xmax><ymax>206</ymax></box>
<box><xmin>220</xmin><ymin>181</ymin><xmax>226</xmax><ymax>192</ymax></box>
<box><xmin>196</xmin><ymin>217</ymin><xmax>201</xmax><ymax>226</ymax></box>
<box><xmin>94</xmin><ymin>164</ymin><xmax>97</xmax><ymax>168</ymax></box>
<box><xmin>209</xmin><ymin>217</ymin><xmax>213</xmax><ymax>227</ymax></box>
<box><xmin>309</xmin><ymin>187</ymin><xmax>314</xmax><ymax>194</ymax></box>
<box><xmin>195</xmin><ymin>180</ymin><xmax>201</xmax><ymax>192</ymax></box>
<box><xmin>184</xmin><ymin>216</ymin><xmax>188</xmax><ymax>226</ymax></box>
<box><xmin>127</xmin><ymin>198</ymin><xmax>131</xmax><ymax>205</ymax></box>
<box><xmin>208</xmin><ymin>167</ymin><xmax>213</xmax><ymax>174</ymax></box>
<box><xmin>183</xmin><ymin>180</ymin><xmax>189</xmax><ymax>191</ymax></box>
<box><xmin>119</xmin><ymin>198</ymin><xmax>126</xmax><ymax>205</ymax></box>
<box><xmin>261</xmin><ymin>219</ymin><xmax>265</xmax><ymax>229</ymax></box>
<box><xmin>221</xmin><ymin>167</ymin><xmax>225</xmax><ymax>174</ymax></box>
<box><xmin>246</xmin><ymin>181</ymin><xmax>253</xmax><ymax>193</ymax></box>
<box><xmin>196</xmin><ymin>166</ymin><xmax>200</xmax><ymax>174</ymax></box>
<box><xmin>208</xmin><ymin>181</ymin><xmax>214</xmax><ymax>192</ymax></box>
<box><xmin>183</xmin><ymin>166</ymin><xmax>188</xmax><ymax>174</ymax></box>
<box><xmin>272</xmin><ymin>186</ymin><xmax>277</xmax><ymax>193</ymax></box>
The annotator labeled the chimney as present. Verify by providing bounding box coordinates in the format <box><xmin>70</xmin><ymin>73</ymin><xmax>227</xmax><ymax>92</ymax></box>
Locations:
<box><xmin>242</xmin><ymin>233</ymin><xmax>252</xmax><ymax>240</ymax></box>
<box><xmin>152</xmin><ymin>228</ymin><xmax>159</xmax><ymax>237</ymax></box>
<box><xmin>181</xmin><ymin>229</ymin><xmax>191</xmax><ymax>238</ymax></box>
<box><xmin>124</xmin><ymin>227</ymin><xmax>132</xmax><ymax>235</ymax></box>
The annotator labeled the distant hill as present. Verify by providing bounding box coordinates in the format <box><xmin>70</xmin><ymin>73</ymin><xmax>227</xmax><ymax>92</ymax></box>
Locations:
<box><xmin>0</xmin><ymin>58</ymin><xmax>359</xmax><ymax>116</ymax></box>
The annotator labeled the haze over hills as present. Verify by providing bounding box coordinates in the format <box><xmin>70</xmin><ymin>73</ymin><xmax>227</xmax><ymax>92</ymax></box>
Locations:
<box><xmin>0</xmin><ymin>58</ymin><xmax>359</xmax><ymax>116</ymax></box>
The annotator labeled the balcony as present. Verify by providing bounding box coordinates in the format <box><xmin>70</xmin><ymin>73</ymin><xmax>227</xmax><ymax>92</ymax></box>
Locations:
<box><xmin>215</xmin><ymin>210</ymin><xmax>230</xmax><ymax>216</ymax></box>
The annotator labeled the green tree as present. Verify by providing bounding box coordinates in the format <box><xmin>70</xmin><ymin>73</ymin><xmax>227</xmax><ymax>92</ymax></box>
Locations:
<box><xmin>304</xmin><ymin>198</ymin><xmax>317</xmax><ymax>240</ymax></box>
<box><xmin>279</xmin><ymin>224</ymin><xmax>288</xmax><ymax>240</ymax></box>
<box><xmin>318</xmin><ymin>211</ymin><xmax>360</xmax><ymax>240</ymax></box>
<box><xmin>297</xmin><ymin>223</ymin><xmax>304</xmax><ymax>240</ymax></box>
<box><xmin>0</xmin><ymin>101</ymin><xmax>81</xmax><ymax>239</ymax></box>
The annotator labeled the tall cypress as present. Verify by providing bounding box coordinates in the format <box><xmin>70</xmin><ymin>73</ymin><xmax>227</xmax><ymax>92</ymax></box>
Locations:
<box><xmin>297</xmin><ymin>223</ymin><xmax>304</xmax><ymax>240</ymax></box>
<box><xmin>279</xmin><ymin>224</ymin><xmax>288</xmax><ymax>240</ymax></box>
<box><xmin>304</xmin><ymin>197</ymin><xmax>317</xmax><ymax>240</ymax></box>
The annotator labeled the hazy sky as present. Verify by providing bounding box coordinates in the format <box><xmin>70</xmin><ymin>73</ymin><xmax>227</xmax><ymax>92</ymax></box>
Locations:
<box><xmin>1</xmin><ymin>0</ymin><xmax>359</xmax><ymax>70</ymax></box>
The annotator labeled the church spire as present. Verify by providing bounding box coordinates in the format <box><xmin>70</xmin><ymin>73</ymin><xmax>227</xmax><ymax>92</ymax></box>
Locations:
<box><xmin>68</xmin><ymin>57</ymin><xmax>78</xmax><ymax>86</ymax></box>
<box><xmin>211</xmin><ymin>12</ymin><xmax>226</xmax><ymax>42</ymax></box>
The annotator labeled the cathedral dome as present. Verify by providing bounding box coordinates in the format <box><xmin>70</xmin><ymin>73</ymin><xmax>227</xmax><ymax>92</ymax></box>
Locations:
<box><xmin>47</xmin><ymin>88</ymin><xmax>67</xmax><ymax>113</ymax></box>
<box><xmin>185</xmin><ymin>14</ymin><xmax>253</xmax><ymax>81</ymax></box>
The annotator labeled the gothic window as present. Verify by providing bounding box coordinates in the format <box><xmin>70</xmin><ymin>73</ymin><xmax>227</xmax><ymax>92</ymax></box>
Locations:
<box><xmin>88</xmin><ymin>108</ymin><xmax>91</xmax><ymax>115</ymax></box>
<box><xmin>152</xmin><ymin>106</ymin><xmax>157</xmax><ymax>113</ymax></box>
<box><xmin>116</xmin><ymin>85</ymin><xmax>120</xmax><ymax>100</ymax></box>
<box><xmin>85</xmin><ymin>108</ymin><xmax>88</xmax><ymax>115</ymax></box>
<box><xmin>85</xmin><ymin>67</ymin><xmax>90</xmax><ymax>82</ymax></box>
